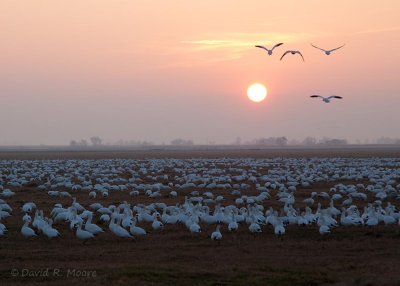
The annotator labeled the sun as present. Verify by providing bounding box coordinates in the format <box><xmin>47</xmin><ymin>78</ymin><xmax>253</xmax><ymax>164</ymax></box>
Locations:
<box><xmin>247</xmin><ymin>83</ymin><xmax>267</xmax><ymax>103</ymax></box>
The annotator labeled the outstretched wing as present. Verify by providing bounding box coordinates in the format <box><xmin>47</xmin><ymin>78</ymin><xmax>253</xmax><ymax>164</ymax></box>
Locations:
<box><xmin>272</xmin><ymin>43</ymin><xmax>284</xmax><ymax>50</ymax></box>
<box><xmin>255</xmin><ymin>45</ymin><xmax>269</xmax><ymax>52</ymax></box>
<box><xmin>327</xmin><ymin>95</ymin><xmax>343</xmax><ymax>99</ymax></box>
<box><xmin>310</xmin><ymin>95</ymin><xmax>323</xmax><ymax>99</ymax></box>
<box><xmin>280</xmin><ymin>51</ymin><xmax>290</xmax><ymax>61</ymax></box>
<box><xmin>297</xmin><ymin>51</ymin><xmax>305</xmax><ymax>61</ymax></box>
<box><xmin>328</xmin><ymin>44</ymin><xmax>345</xmax><ymax>52</ymax></box>
<box><xmin>311</xmin><ymin>43</ymin><xmax>326</xmax><ymax>52</ymax></box>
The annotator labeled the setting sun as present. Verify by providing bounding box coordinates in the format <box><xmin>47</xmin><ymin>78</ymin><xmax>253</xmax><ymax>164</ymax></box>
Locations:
<box><xmin>247</xmin><ymin>83</ymin><xmax>267</xmax><ymax>103</ymax></box>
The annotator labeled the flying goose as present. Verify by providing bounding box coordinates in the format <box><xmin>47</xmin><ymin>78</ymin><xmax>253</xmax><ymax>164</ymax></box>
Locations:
<box><xmin>311</xmin><ymin>44</ymin><xmax>345</xmax><ymax>55</ymax></box>
<box><xmin>255</xmin><ymin>43</ymin><xmax>283</xmax><ymax>55</ymax></box>
<box><xmin>310</xmin><ymin>95</ymin><xmax>342</xmax><ymax>103</ymax></box>
<box><xmin>280</xmin><ymin>50</ymin><xmax>304</xmax><ymax>61</ymax></box>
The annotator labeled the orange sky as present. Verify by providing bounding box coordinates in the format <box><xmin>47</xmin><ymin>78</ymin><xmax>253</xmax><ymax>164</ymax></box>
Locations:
<box><xmin>0</xmin><ymin>1</ymin><xmax>399</xmax><ymax>145</ymax></box>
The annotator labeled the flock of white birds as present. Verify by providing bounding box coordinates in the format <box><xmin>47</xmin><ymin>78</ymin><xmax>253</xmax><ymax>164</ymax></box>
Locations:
<box><xmin>255</xmin><ymin>41</ymin><xmax>345</xmax><ymax>103</ymax></box>
<box><xmin>1</xmin><ymin>157</ymin><xmax>400</xmax><ymax>242</ymax></box>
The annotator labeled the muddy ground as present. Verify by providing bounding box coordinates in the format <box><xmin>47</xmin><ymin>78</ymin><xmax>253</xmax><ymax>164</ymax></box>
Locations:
<box><xmin>1</xmin><ymin>147</ymin><xmax>400</xmax><ymax>286</ymax></box>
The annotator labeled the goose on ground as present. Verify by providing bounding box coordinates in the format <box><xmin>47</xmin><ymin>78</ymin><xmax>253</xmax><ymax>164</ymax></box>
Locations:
<box><xmin>109</xmin><ymin>215</ymin><xmax>133</xmax><ymax>238</ymax></box>
<box><xmin>43</xmin><ymin>222</ymin><xmax>61</xmax><ymax>238</ymax></box>
<box><xmin>211</xmin><ymin>225</ymin><xmax>222</xmax><ymax>241</ymax></box>
<box><xmin>21</xmin><ymin>218</ymin><xmax>37</xmax><ymax>238</ymax></box>
<box><xmin>249</xmin><ymin>222</ymin><xmax>262</xmax><ymax>234</ymax></box>
<box><xmin>76</xmin><ymin>222</ymin><xmax>95</xmax><ymax>241</ymax></box>
<box><xmin>22</xmin><ymin>202</ymin><xmax>36</xmax><ymax>213</ymax></box>
<box><xmin>274</xmin><ymin>218</ymin><xmax>286</xmax><ymax>236</ymax></box>
<box><xmin>318</xmin><ymin>216</ymin><xmax>331</xmax><ymax>235</ymax></box>
<box><xmin>0</xmin><ymin>223</ymin><xmax>6</xmax><ymax>236</ymax></box>
<box><xmin>189</xmin><ymin>220</ymin><xmax>201</xmax><ymax>234</ymax></box>
<box><xmin>151</xmin><ymin>213</ymin><xmax>164</xmax><ymax>230</ymax></box>
<box><xmin>84</xmin><ymin>214</ymin><xmax>104</xmax><ymax>235</ymax></box>
<box><xmin>228</xmin><ymin>213</ymin><xmax>239</xmax><ymax>231</ymax></box>
<box><xmin>129</xmin><ymin>218</ymin><xmax>147</xmax><ymax>236</ymax></box>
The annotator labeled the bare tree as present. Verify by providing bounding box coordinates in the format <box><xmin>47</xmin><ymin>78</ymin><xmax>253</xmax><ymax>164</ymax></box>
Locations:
<box><xmin>69</xmin><ymin>139</ymin><xmax>88</xmax><ymax>148</ymax></box>
<box><xmin>170</xmin><ymin>138</ymin><xmax>194</xmax><ymax>146</ymax></box>
<box><xmin>302</xmin><ymin>136</ymin><xmax>317</xmax><ymax>146</ymax></box>
<box><xmin>90</xmin><ymin>136</ymin><xmax>102</xmax><ymax>146</ymax></box>
<box><xmin>78</xmin><ymin>139</ymin><xmax>88</xmax><ymax>147</ymax></box>
<box><xmin>276</xmin><ymin>136</ymin><xmax>288</xmax><ymax>146</ymax></box>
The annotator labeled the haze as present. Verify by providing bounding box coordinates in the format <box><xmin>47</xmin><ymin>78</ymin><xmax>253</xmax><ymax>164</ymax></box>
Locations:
<box><xmin>1</xmin><ymin>1</ymin><xmax>399</xmax><ymax>145</ymax></box>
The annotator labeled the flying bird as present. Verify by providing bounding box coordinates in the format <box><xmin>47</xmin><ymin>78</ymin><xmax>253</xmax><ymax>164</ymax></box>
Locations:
<box><xmin>310</xmin><ymin>95</ymin><xmax>343</xmax><ymax>103</ymax></box>
<box><xmin>311</xmin><ymin>44</ymin><xmax>345</xmax><ymax>55</ymax></box>
<box><xmin>255</xmin><ymin>43</ymin><xmax>283</xmax><ymax>55</ymax></box>
<box><xmin>280</xmin><ymin>50</ymin><xmax>304</xmax><ymax>61</ymax></box>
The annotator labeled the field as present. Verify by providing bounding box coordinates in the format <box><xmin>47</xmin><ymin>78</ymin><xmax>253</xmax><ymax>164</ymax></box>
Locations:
<box><xmin>1</xmin><ymin>147</ymin><xmax>400</xmax><ymax>286</ymax></box>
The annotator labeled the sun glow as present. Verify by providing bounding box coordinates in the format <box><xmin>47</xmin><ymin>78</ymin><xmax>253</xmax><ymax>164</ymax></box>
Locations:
<box><xmin>247</xmin><ymin>83</ymin><xmax>267</xmax><ymax>102</ymax></box>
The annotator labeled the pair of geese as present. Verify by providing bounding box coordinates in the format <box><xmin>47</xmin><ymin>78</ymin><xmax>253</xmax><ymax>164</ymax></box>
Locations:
<box><xmin>255</xmin><ymin>42</ymin><xmax>344</xmax><ymax>103</ymax></box>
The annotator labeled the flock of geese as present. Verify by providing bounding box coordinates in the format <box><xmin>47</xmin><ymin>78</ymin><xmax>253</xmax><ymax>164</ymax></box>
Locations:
<box><xmin>254</xmin><ymin>42</ymin><xmax>345</xmax><ymax>61</ymax></box>
<box><xmin>255</xmin><ymin>42</ymin><xmax>345</xmax><ymax>103</ymax></box>
<box><xmin>1</xmin><ymin>157</ymin><xmax>400</xmax><ymax>242</ymax></box>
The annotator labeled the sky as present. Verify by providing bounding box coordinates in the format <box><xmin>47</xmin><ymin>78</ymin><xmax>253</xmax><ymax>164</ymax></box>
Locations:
<box><xmin>0</xmin><ymin>0</ymin><xmax>399</xmax><ymax>145</ymax></box>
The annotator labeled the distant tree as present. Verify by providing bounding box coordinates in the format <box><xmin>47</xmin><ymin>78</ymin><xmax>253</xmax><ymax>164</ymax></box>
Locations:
<box><xmin>288</xmin><ymin>138</ymin><xmax>300</xmax><ymax>145</ymax></box>
<box><xmin>251</xmin><ymin>137</ymin><xmax>287</xmax><ymax>146</ymax></box>
<box><xmin>302</xmin><ymin>136</ymin><xmax>317</xmax><ymax>146</ymax></box>
<box><xmin>90</xmin><ymin>136</ymin><xmax>102</xmax><ymax>146</ymax></box>
<box><xmin>170</xmin><ymin>138</ymin><xmax>194</xmax><ymax>146</ymax></box>
<box><xmin>276</xmin><ymin>136</ymin><xmax>288</xmax><ymax>146</ymax></box>
<box><xmin>320</xmin><ymin>138</ymin><xmax>348</xmax><ymax>145</ymax></box>
<box><xmin>78</xmin><ymin>139</ymin><xmax>88</xmax><ymax>147</ymax></box>
<box><xmin>235</xmin><ymin>137</ymin><xmax>242</xmax><ymax>145</ymax></box>
<box><xmin>376</xmin><ymin>137</ymin><xmax>400</xmax><ymax>145</ymax></box>
<box><xmin>69</xmin><ymin>139</ymin><xmax>88</xmax><ymax>148</ymax></box>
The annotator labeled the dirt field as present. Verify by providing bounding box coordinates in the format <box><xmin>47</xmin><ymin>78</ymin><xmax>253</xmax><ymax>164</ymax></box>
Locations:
<box><xmin>1</xmin><ymin>147</ymin><xmax>400</xmax><ymax>286</ymax></box>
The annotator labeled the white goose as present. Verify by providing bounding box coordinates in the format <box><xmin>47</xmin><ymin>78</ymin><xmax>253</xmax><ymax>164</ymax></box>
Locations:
<box><xmin>42</xmin><ymin>217</ymin><xmax>60</xmax><ymax>238</ymax></box>
<box><xmin>211</xmin><ymin>225</ymin><xmax>222</xmax><ymax>241</ymax></box>
<box><xmin>274</xmin><ymin>218</ymin><xmax>286</xmax><ymax>236</ymax></box>
<box><xmin>318</xmin><ymin>215</ymin><xmax>331</xmax><ymax>235</ymax></box>
<box><xmin>129</xmin><ymin>217</ymin><xmax>147</xmax><ymax>236</ymax></box>
<box><xmin>21</xmin><ymin>217</ymin><xmax>37</xmax><ymax>238</ymax></box>
<box><xmin>151</xmin><ymin>212</ymin><xmax>163</xmax><ymax>230</ymax></box>
<box><xmin>189</xmin><ymin>220</ymin><xmax>201</xmax><ymax>234</ymax></box>
<box><xmin>310</xmin><ymin>95</ymin><xmax>343</xmax><ymax>103</ymax></box>
<box><xmin>311</xmin><ymin>43</ymin><xmax>345</xmax><ymax>55</ymax></box>
<box><xmin>249</xmin><ymin>221</ymin><xmax>262</xmax><ymax>234</ymax></box>
<box><xmin>109</xmin><ymin>214</ymin><xmax>133</xmax><ymax>238</ymax></box>
<box><xmin>76</xmin><ymin>222</ymin><xmax>95</xmax><ymax>241</ymax></box>
<box><xmin>228</xmin><ymin>213</ymin><xmax>239</xmax><ymax>231</ymax></box>
<box><xmin>280</xmin><ymin>50</ymin><xmax>304</xmax><ymax>61</ymax></box>
<box><xmin>0</xmin><ymin>223</ymin><xmax>6</xmax><ymax>236</ymax></box>
<box><xmin>255</xmin><ymin>43</ymin><xmax>284</xmax><ymax>55</ymax></box>
<box><xmin>22</xmin><ymin>202</ymin><xmax>36</xmax><ymax>213</ymax></box>
<box><xmin>84</xmin><ymin>213</ymin><xmax>104</xmax><ymax>235</ymax></box>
